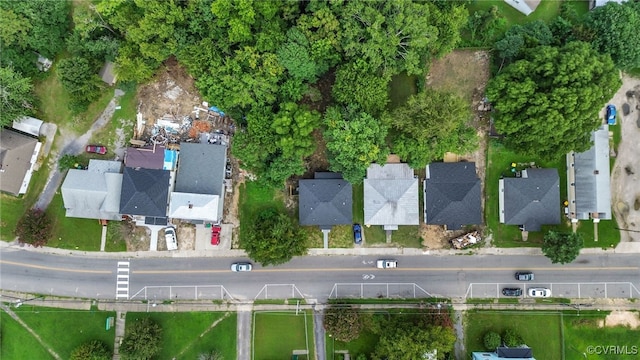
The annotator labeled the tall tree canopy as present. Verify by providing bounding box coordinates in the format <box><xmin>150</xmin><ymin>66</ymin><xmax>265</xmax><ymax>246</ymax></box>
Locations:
<box><xmin>386</xmin><ymin>90</ymin><xmax>477</xmax><ymax>168</ymax></box>
<box><xmin>120</xmin><ymin>318</ymin><xmax>162</xmax><ymax>360</ymax></box>
<box><xmin>486</xmin><ymin>41</ymin><xmax>620</xmax><ymax>160</ymax></box>
<box><xmin>586</xmin><ymin>1</ymin><xmax>640</xmax><ymax>70</ymax></box>
<box><xmin>243</xmin><ymin>207</ymin><xmax>307</xmax><ymax>266</ymax></box>
<box><xmin>323</xmin><ymin>106</ymin><xmax>389</xmax><ymax>184</ymax></box>
<box><xmin>542</xmin><ymin>231</ymin><xmax>583</xmax><ymax>264</ymax></box>
<box><xmin>0</xmin><ymin>66</ymin><xmax>36</xmax><ymax>127</ymax></box>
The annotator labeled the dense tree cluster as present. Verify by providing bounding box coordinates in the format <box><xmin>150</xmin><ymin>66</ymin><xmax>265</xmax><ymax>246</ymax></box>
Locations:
<box><xmin>15</xmin><ymin>209</ymin><xmax>53</xmax><ymax>248</ymax></box>
<box><xmin>243</xmin><ymin>208</ymin><xmax>307</xmax><ymax>266</ymax></box>
<box><xmin>120</xmin><ymin>317</ymin><xmax>162</xmax><ymax>360</ymax></box>
<box><xmin>324</xmin><ymin>306</ymin><xmax>363</xmax><ymax>342</ymax></box>
<box><xmin>0</xmin><ymin>67</ymin><xmax>36</xmax><ymax>127</ymax></box>
<box><xmin>542</xmin><ymin>231</ymin><xmax>583</xmax><ymax>264</ymax></box>
<box><xmin>70</xmin><ymin>340</ymin><xmax>112</xmax><ymax>360</ymax></box>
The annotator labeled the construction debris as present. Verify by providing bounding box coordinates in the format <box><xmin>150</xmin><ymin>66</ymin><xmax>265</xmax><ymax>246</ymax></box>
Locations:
<box><xmin>449</xmin><ymin>231</ymin><xmax>481</xmax><ymax>249</ymax></box>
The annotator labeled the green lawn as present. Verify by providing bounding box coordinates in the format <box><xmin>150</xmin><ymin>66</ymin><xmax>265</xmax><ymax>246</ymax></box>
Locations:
<box><xmin>466</xmin><ymin>0</ymin><xmax>582</xmax><ymax>28</ymax></box>
<box><xmin>90</xmin><ymin>86</ymin><xmax>138</xmax><ymax>155</ymax></box>
<box><xmin>388</xmin><ymin>73</ymin><xmax>418</xmax><ymax>110</ymax></box>
<box><xmin>238</xmin><ymin>181</ymin><xmax>287</xmax><ymax>247</ymax></box>
<box><xmin>45</xmin><ymin>192</ymin><xmax>103</xmax><ymax>250</ymax></box>
<box><xmin>253</xmin><ymin>311</ymin><xmax>314</xmax><ymax>360</ymax></box>
<box><xmin>0</xmin><ymin>309</ymin><xmax>55</xmax><ymax>360</ymax></box>
<box><xmin>304</xmin><ymin>224</ymin><xmax>357</xmax><ymax>248</ymax></box>
<box><xmin>9</xmin><ymin>305</ymin><xmax>116</xmax><ymax>359</ymax></box>
<box><xmin>465</xmin><ymin>310</ymin><xmax>562</xmax><ymax>359</ymax></box>
<box><xmin>125</xmin><ymin>312</ymin><xmax>235</xmax><ymax>360</ymax></box>
<box><xmin>485</xmin><ymin>139</ymin><xmax>572</xmax><ymax>247</ymax></box>
<box><xmin>563</xmin><ymin>311</ymin><xmax>640</xmax><ymax>360</ymax></box>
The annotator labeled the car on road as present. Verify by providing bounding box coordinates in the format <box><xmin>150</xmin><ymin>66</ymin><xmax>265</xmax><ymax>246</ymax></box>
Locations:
<box><xmin>231</xmin><ymin>262</ymin><xmax>252</xmax><ymax>272</ymax></box>
<box><xmin>502</xmin><ymin>288</ymin><xmax>523</xmax><ymax>297</ymax></box>
<box><xmin>515</xmin><ymin>271</ymin><xmax>534</xmax><ymax>281</ymax></box>
<box><xmin>376</xmin><ymin>259</ymin><xmax>397</xmax><ymax>269</ymax></box>
<box><xmin>211</xmin><ymin>225</ymin><xmax>221</xmax><ymax>245</ymax></box>
<box><xmin>528</xmin><ymin>287</ymin><xmax>551</xmax><ymax>298</ymax></box>
<box><xmin>85</xmin><ymin>145</ymin><xmax>107</xmax><ymax>155</ymax></box>
<box><xmin>164</xmin><ymin>227</ymin><xmax>178</xmax><ymax>251</ymax></box>
<box><xmin>606</xmin><ymin>104</ymin><xmax>617</xmax><ymax>125</ymax></box>
<box><xmin>353</xmin><ymin>224</ymin><xmax>362</xmax><ymax>244</ymax></box>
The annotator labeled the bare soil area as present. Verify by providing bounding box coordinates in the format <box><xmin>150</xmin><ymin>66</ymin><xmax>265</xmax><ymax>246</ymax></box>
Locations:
<box><xmin>610</xmin><ymin>75</ymin><xmax>640</xmax><ymax>242</ymax></box>
<box><xmin>599</xmin><ymin>310</ymin><xmax>640</xmax><ymax>329</ymax></box>
<box><xmin>424</xmin><ymin>50</ymin><xmax>492</xmax><ymax>249</ymax></box>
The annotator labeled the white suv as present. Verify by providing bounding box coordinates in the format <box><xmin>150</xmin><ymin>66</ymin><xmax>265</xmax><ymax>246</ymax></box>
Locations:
<box><xmin>165</xmin><ymin>227</ymin><xmax>178</xmax><ymax>251</ymax></box>
<box><xmin>528</xmin><ymin>288</ymin><xmax>551</xmax><ymax>298</ymax></box>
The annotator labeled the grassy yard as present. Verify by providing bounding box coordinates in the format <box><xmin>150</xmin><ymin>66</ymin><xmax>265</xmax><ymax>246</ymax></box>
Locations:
<box><xmin>466</xmin><ymin>0</ymin><xmax>588</xmax><ymax>29</ymax></box>
<box><xmin>0</xmin><ymin>309</ymin><xmax>54</xmax><ymax>359</ymax></box>
<box><xmin>563</xmin><ymin>311</ymin><xmax>640</xmax><ymax>360</ymax></box>
<box><xmin>329</xmin><ymin>330</ymin><xmax>379</xmax><ymax>360</ymax></box>
<box><xmin>45</xmin><ymin>192</ymin><xmax>103</xmax><ymax>250</ymax></box>
<box><xmin>388</xmin><ymin>73</ymin><xmax>418</xmax><ymax>110</ymax></box>
<box><xmin>253</xmin><ymin>311</ymin><xmax>314</xmax><ymax>360</ymax></box>
<box><xmin>125</xmin><ymin>312</ymin><xmax>235</xmax><ymax>360</ymax></box>
<box><xmin>485</xmin><ymin>139</ymin><xmax>572</xmax><ymax>247</ymax></box>
<box><xmin>465</xmin><ymin>310</ymin><xmax>563</xmax><ymax>359</ymax></box>
<box><xmin>304</xmin><ymin>224</ymin><xmax>356</xmax><ymax>248</ymax></box>
<box><xmin>7</xmin><ymin>305</ymin><xmax>116</xmax><ymax>359</ymax></box>
<box><xmin>238</xmin><ymin>181</ymin><xmax>287</xmax><ymax>247</ymax></box>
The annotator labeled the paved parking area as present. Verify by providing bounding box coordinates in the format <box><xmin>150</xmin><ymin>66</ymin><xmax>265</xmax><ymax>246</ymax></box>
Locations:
<box><xmin>467</xmin><ymin>282</ymin><xmax>640</xmax><ymax>299</ymax></box>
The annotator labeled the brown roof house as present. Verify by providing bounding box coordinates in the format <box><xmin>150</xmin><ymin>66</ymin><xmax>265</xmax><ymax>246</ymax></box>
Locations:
<box><xmin>61</xmin><ymin>160</ymin><xmax>123</xmax><ymax>220</ymax></box>
<box><xmin>364</xmin><ymin>163</ymin><xmax>419</xmax><ymax>230</ymax></box>
<box><xmin>0</xmin><ymin>128</ymin><xmax>42</xmax><ymax>196</ymax></box>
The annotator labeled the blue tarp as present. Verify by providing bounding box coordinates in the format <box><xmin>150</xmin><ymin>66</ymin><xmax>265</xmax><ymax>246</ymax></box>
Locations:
<box><xmin>163</xmin><ymin>149</ymin><xmax>178</xmax><ymax>171</ymax></box>
<box><xmin>208</xmin><ymin>106</ymin><xmax>225</xmax><ymax>117</ymax></box>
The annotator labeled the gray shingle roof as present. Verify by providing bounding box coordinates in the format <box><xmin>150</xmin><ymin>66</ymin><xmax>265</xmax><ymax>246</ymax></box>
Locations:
<box><xmin>425</xmin><ymin>162</ymin><xmax>482</xmax><ymax>229</ymax></box>
<box><xmin>61</xmin><ymin>170</ymin><xmax>122</xmax><ymax>220</ymax></box>
<box><xmin>500</xmin><ymin>168</ymin><xmax>560</xmax><ymax>231</ymax></box>
<box><xmin>364</xmin><ymin>164</ymin><xmax>419</xmax><ymax>226</ymax></box>
<box><xmin>119</xmin><ymin>167</ymin><xmax>170</xmax><ymax>217</ymax></box>
<box><xmin>299</xmin><ymin>175</ymin><xmax>352</xmax><ymax>227</ymax></box>
<box><xmin>175</xmin><ymin>143</ymin><xmax>226</xmax><ymax>195</ymax></box>
<box><xmin>0</xmin><ymin>129</ymin><xmax>39</xmax><ymax>195</ymax></box>
<box><xmin>572</xmin><ymin>126</ymin><xmax>611</xmax><ymax>219</ymax></box>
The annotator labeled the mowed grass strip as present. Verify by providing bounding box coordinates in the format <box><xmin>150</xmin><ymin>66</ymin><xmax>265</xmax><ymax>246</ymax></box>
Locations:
<box><xmin>253</xmin><ymin>311</ymin><xmax>314</xmax><ymax>360</ymax></box>
<box><xmin>0</xmin><ymin>309</ymin><xmax>55</xmax><ymax>360</ymax></box>
<box><xmin>125</xmin><ymin>312</ymin><xmax>233</xmax><ymax>360</ymax></box>
<box><xmin>11</xmin><ymin>305</ymin><xmax>115</xmax><ymax>359</ymax></box>
<box><xmin>465</xmin><ymin>310</ymin><xmax>562</xmax><ymax>359</ymax></box>
<box><xmin>563</xmin><ymin>311</ymin><xmax>640</xmax><ymax>360</ymax></box>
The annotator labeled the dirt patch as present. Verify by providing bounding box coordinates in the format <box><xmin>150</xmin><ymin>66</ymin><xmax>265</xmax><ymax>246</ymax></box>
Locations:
<box><xmin>125</xmin><ymin>223</ymin><xmax>150</xmax><ymax>252</ymax></box>
<box><xmin>176</xmin><ymin>223</ymin><xmax>195</xmax><ymax>250</ymax></box>
<box><xmin>610</xmin><ymin>75</ymin><xmax>640</xmax><ymax>242</ymax></box>
<box><xmin>425</xmin><ymin>50</ymin><xmax>492</xmax><ymax>246</ymax></box>
<box><xmin>598</xmin><ymin>310</ymin><xmax>640</xmax><ymax>329</ymax></box>
<box><xmin>421</xmin><ymin>224</ymin><xmax>449</xmax><ymax>249</ymax></box>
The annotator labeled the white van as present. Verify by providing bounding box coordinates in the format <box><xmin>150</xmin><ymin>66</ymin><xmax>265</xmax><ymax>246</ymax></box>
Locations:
<box><xmin>165</xmin><ymin>227</ymin><xmax>178</xmax><ymax>251</ymax></box>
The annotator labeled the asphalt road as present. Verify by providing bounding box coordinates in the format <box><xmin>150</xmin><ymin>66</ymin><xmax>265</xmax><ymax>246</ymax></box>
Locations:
<box><xmin>1</xmin><ymin>249</ymin><xmax>639</xmax><ymax>301</ymax></box>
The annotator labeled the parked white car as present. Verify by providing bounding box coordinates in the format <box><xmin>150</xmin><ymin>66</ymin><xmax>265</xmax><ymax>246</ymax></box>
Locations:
<box><xmin>376</xmin><ymin>259</ymin><xmax>398</xmax><ymax>269</ymax></box>
<box><xmin>165</xmin><ymin>227</ymin><xmax>178</xmax><ymax>251</ymax></box>
<box><xmin>528</xmin><ymin>287</ymin><xmax>551</xmax><ymax>298</ymax></box>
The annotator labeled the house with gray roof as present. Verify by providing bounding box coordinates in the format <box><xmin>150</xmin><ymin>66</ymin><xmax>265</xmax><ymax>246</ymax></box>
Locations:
<box><xmin>567</xmin><ymin>125</ymin><xmax>611</xmax><ymax>222</ymax></box>
<box><xmin>170</xmin><ymin>143</ymin><xmax>226</xmax><ymax>223</ymax></box>
<box><xmin>364</xmin><ymin>163</ymin><xmax>419</xmax><ymax>230</ymax></box>
<box><xmin>299</xmin><ymin>172</ymin><xmax>352</xmax><ymax>247</ymax></box>
<box><xmin>61</xmin><ymin>160</ymin><xmax>123</xmax><ymax>220</ymax></box>
<box><xmin>424</xmin><ymin>162</ymin><xmax>482</xmax><ymax>230</ymax></box>
<box><xmin>120</xmin><ymin>167</ymin><xmax>170</xmax><ymax>224</ymax></box>
<box><xmin>499</xmin><ymin>168</ymin><xmax>560</xmax><ymax>231</ymax></box>
<box><xmin>504</xmin><ymin>0</ymin><xmax>541</xmax><ymax>16</ymax></box>
<box><xmin>0</xmin><ymin>128</ymin><xmax>42</xmax><ymax>196</ymax></box>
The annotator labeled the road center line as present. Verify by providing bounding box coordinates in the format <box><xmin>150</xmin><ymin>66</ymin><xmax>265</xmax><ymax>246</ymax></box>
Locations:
<box><xmin>0</xmin><ymin>260</ymin><xmax>111</xmax><ymax>274</ymax></box>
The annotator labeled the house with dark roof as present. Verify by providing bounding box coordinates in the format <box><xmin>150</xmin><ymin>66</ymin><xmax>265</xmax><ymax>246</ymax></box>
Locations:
<box><xmin>61</xmin><ymin>160</ymin><xmax>123</xmax><ymax>220</ymax></box>
<box><xmin>124</xmin><ymin>146</ymin><xmax>166</xmax><ymax>170</ymax></box>
<box><xmin>472</xmin><ymin>346</ymin><xmax>535</xmax><ymax>360</ymax></box>
<box><xmin>567</xmin><ymin>125</ymin><xmax>611</xmax><ymax>222</ymax></box>
<box><xmin>169</xmin><ymin>143</ymin><xmax>226</xmax><ymax>223</ymax></box>
<box><xmin>0</xmin><ymin>128</ymin><xmax>42</xmax><ymax>196</ymax></box>
<box><xmin>364</xmin><ymin>163</ymin><xmax>419</xmax><ymax>230</ymax></box>
<box><xmin>499</xmin><ymin>168</ymin><xmax>560</xmax><ymax>231</ymax></box>
<box><xmin>424</xmin><ymin>162</ymin><xmax>482</xmax><ymax>230</ymax></box>
<box><xmin>119</xmin><ymin>167</ymin><xmax>170</xmax><ymax>225</ymax></box>
<box><xmin>299</xmin><ymin>172</ymin><xmax>352</xmax><ymax>248</ymax></box>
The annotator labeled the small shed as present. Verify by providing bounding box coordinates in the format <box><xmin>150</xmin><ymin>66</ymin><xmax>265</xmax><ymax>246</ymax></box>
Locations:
<box><xmin>99</xmin><ymin>61</ymin><xmax>117</xmax><ymax>86</ymax></box>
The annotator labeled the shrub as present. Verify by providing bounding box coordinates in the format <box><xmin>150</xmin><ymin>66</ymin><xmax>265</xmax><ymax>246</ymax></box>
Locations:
<box><xmin>483</xmin><ymin>331</ymin><xmax>501</xmax><ymax>350</ymax></box>
<box><xmin>70</xmin><ymin>340</ymin><xmax>111</xmax><ymax>360</ymax></box>
<box><xmin>503</xmin><ymin>328</ymin><xmax>523</xmax><ymax>347</ymax></box>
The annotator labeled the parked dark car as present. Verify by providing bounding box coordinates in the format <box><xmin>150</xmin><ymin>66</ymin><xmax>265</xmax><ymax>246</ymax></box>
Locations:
<box><xmin>353</xmin><ymin>224</ymin><xmax>362</xmax><ymax>244</ymax></box>
<box><xmin>606</xmin><ymin>104</ymin><xmax>617</xmax><ymax>125</ymax></box>
<box><xmin>502</xmin><ymin>288</ymin><xmax>523</xmax><ymax>297</ymax></box>
<box><xmin>515</xmin><ymin>272</ymin><xmax>534</xmax><ymax>281</ymax></box>
<box><xmin>85</xmin><ymin>145</ymin><xmax>107</xmax><ymax>155</ymax></box>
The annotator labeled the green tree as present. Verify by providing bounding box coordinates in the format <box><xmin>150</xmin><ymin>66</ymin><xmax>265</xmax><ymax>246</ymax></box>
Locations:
<box><xmin>272</xmin><ymin>102</ymin><xmax>320</xmax><ymax>160</ymax></box>
<box><xmin>486</xmin><ymin>41</ymin><xmax>620</xmax><ymax>160</ymax></box>
<box><xmin>120</xmin><ymin>317</ymin><xmax>162</xmax><ymax>360</ymax></box>
<box><xmin>387</xmin><ymin>89</ymin><xmax>477</xmax><ymax>168</ymax></box>
<box><xmin>323</xmin><ymin>106</ymin><xmax>389</xmax><ymax>184</ymax></box>
<box><xmin>483</xmin><ymin>331</ymin><xmax>501</xmax><ymax>350</ymax></box>
<box><xmin>495</xmin><ymin>20</ymin><xmax>553</xmax><ymax>64</ymax></box>
<box><xmin>58</xmin><ymin>154</ymin><xmax>83</xmax><ymax>171</ymax></box>
<box><xmin>324</xmin><ymin>306</ymin><xmax>363</xmax><ymax>342</ymax></box>
<box><xmin>277</xmin><ymin>27</ymin><xmax>322</xmax><ymax>82</ymax></box>
<box><xmin>70</xmin><ymin>340</ymin><xmax>112</xmax><ymax>360</ymax></box>
<box><xmin>503</xmin><ymin>329</ymin><xmax>523</xmax><ymax>347</ymax></box>
<box><xmin>340</xmin><ymin>0</ymin><xmax>466</xmax><ymax>77</ymax></box>
<box><xmin>243</xmin><ymin>207</ymin><xmax>307</xmax><ymax>266</ymax></box>
<box><xmin>586</xmin><ymin>1</ymin><xmax>640</xmax><ymax>70</ymax></box>
<box><xmin>542</xmin><ymin>231</ymin><xmax>583</xmax><ymax>264</ymax></box>
<box><xmin>15</xmin><ymin>209</ymin><xmax>53</xmax><ymax>248</ymax></box>
<box><xmin>0</xmin><ymin>66</ymin><xmax>36</xmax><ymax>127</ymax></box>
<box><xmin>332</xmin><ymin>61</ymin><xmax>390</xmax><ymax>115</ymax></box>
<box><xmin>57</xmin><ymin>57</ymin><xmax>104</xmax><ymax>113</ymax></box>
<box><xmin>372</xmin><ymin>325</ymin><xmax>455</xmax><ymax>360</ymax></box>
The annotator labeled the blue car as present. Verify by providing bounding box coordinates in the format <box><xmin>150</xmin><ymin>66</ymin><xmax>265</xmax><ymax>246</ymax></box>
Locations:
<box><xmin>606</xmin><ymin>104</ymin><xmax>617</xmax><ymax>125</ymax></box>
<box><xmin>353</xmin><ymin>224</ymin><xmax>362</xmax><ymax>244</ymax></box>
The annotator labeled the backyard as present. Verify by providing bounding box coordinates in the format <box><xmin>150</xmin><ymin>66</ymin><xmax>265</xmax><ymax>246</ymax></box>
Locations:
<box><xmin>253</xmin><ymin>311</ymin><xmax>314</xmax><ymax>360</ymax></box>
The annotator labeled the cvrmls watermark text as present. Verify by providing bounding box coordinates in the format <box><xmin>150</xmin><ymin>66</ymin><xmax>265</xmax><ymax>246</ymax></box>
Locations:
<box><xmin>586</xmin><ymin>345</ymin><xmax>638</xmax><ymax>355</ymax></box>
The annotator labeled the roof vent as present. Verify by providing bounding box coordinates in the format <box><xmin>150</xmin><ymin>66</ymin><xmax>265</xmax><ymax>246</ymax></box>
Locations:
<box><xmin>594</xmin><ymin>170</ymin><xmax>599</xmax><ymax>175</ymax></box>
<box><xmin>188</xmin><ymin>203</ymin><xmax>193</xmax><ymax>209</ymax></box>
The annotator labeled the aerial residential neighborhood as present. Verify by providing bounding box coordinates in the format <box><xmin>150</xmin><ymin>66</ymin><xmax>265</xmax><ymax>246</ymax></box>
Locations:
<box><xmin>1</xmin><ymin>0</ymin><xmax>640</xmax><ymax>360</ymax></box>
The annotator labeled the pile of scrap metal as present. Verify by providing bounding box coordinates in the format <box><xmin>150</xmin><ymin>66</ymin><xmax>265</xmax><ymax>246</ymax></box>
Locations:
<box><xmin>449</xmin><ymin>231</ymin><xmax>481</xmax><ymax>249</ymax></box>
